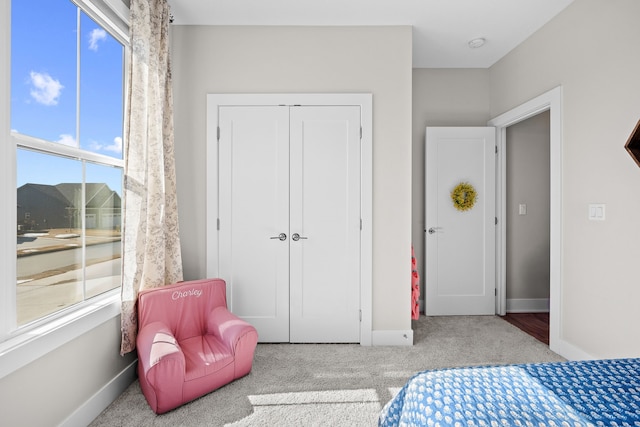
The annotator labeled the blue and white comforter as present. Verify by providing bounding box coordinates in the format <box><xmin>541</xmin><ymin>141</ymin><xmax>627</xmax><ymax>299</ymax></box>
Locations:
<box><xmin>379</xmin><ymin>358</ymin><xmax>640</xmax><ymax>427</ymax></box>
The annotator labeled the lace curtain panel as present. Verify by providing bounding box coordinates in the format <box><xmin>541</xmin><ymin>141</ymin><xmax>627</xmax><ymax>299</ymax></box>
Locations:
<box><xmin>120</xmin><ymin>0</ymin><xmax>183</xmax><ymax>355</ymax></box>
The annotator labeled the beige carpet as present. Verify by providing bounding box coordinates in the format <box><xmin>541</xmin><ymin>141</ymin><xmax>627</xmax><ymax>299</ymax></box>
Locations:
<box><xmin>90</xmin><ymin>315</ymin><xmax>564</xmax><ymax>426</ymax></box>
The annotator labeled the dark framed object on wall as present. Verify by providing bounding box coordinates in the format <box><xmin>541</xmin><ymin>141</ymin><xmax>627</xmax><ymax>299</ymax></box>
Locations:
<box><xmin>625</xmin><ymin>119</ymin><xmax>640</xmax><ymax>168</ymax></box>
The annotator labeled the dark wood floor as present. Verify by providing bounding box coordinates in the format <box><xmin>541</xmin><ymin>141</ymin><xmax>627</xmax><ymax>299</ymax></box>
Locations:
<box><xmin>501</xmin><ymin>312</ymin><xmax>549</xmax><ymax>345</ymax></box>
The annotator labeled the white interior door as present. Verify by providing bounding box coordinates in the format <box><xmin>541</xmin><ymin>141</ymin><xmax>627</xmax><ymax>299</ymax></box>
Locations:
<box><xmin>218</xmin><ymin>104</ymin><xmax>361</xmax><ymax>343</ymax></box>
<box><xmin>289</xmin><ymin>106</ymin><xmax>361</xmax><ymax>343</ymax></box>
<box><xmin>219</xmin><ymin>106</ymin><xmax>290</xmax><ymax>342</ymax></box>
<box><xmin>425</xmin><ymin>127</ymin><xmax>496</xmax><ymax>315</ymax></box>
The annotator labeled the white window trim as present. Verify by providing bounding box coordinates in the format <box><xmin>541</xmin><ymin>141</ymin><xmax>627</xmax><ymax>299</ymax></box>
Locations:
<box><xmin>1</xmin><ymin>0</ymin><xmax>15</xmax><ymax>340</ymax></box>
<box><xmin>0</xmin><ymin>0</ymin><xmax>129</xmax><ymax>379</ymax></box>
<box><xmin>13</xmin><ymin>132</ymin><xmax>124</xmax><ymax>169</ymax></box>
<box><xmin>73</xmin><ymin>0</ymin><xmax>130</xmax><ymax>45</ymax></box>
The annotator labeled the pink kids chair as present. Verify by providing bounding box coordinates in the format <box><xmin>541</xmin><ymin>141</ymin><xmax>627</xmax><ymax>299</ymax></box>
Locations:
<box><xmin>136</xmin><ymin>278</ymin><xmax>258</xmax><ymax>414</ymax></box>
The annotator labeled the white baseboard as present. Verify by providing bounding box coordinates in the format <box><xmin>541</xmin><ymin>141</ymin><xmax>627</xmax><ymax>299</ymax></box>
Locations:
<box><xmin>551</xmin><ymin>337</ymin><xmax>595</xmax><ymax>361</ymax></box>
<box><xmin>506</xmin><ymin>298</ymin><xmax>549</xmax><ymax>313</ymax></box>
<box><xmin>372</xmin><ymin>329</ymin><xmax>414</xmax><ymax>346</ymax></box>
<box><xmin>60</xmin><ymin>360</ymin><xmax>137</xmax><ymax>427</ymax></box>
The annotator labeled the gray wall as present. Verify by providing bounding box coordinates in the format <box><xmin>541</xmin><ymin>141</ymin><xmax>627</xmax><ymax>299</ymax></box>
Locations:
<box><xmin>506</xmin><ymin>112</ymin><xmax>551</xmax><ymax>303</ymax></box>
<box><xmin>490</xmin><ymin>0</ymin><xmax>640</xmax><ymax>357</ymax></box>
<box><xmin>171</xmin><ymin>26</ymin><xmax>413</xmax><ymax>333</ymax></box>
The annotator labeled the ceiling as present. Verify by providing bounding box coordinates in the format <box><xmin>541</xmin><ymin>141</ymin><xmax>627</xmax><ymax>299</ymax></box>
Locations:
<box><xmin>167</xmin><ymin>0</ymin><xmax>574</xmax><ymax>68</ymax></box>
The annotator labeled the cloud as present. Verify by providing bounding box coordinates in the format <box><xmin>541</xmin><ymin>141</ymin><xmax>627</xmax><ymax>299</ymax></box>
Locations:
<box><xmin>29</xmin><ymin>71</ymin><xmax>63</xmax><ymax>106</ymax></box>
<box><xmin>88</xmin><ymin>28</ymin><xmax>107</xmax><ymax>51</ymax></box>
<box><xmin>57</xmin><ymin>134</ymin><xmax>78</xmax><ymax>147</ymax></box>
<box><xmin>89</xmin><ymin>136</ymin><xmax>123</xmax><ymax>154</ymax></box>
<box><xmin>105</xmin><ymin>136</ymin><xmax>123</xmax><ymax>153</ymax></box>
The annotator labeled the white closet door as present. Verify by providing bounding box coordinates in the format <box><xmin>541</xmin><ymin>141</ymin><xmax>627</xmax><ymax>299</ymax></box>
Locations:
<box><xmin>218</xmin><ymin>106</ymin><xmax>290</xmax><ymax>342</ymax></box>
<box><xmin>289</xmin><ymin>106</ymin><xmax>361</xmax><ymax>343</ymax></box>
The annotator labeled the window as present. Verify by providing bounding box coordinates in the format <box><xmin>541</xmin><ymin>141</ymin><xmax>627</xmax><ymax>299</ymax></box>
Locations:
<box><xmin>10</xmin><ymin>0</ymin><xmax>126</xmax><ymax>330</ymax></box>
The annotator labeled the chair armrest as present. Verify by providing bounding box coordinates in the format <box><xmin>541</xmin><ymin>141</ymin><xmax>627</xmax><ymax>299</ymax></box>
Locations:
<box><xmin>137</xmin><ymin>321</ymin><xmax>185</xmax><ymax>388</ymax></box>
<box><xmin>207</xmin><ymin>307</ymin><xmax>258</xmax><ymax>355</ymax></box>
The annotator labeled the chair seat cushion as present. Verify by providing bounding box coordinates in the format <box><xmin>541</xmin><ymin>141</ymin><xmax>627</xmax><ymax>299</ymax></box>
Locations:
<box><xmin>180</xmin><ymin>335</ymin><xmax>234</xmax><ymax>381</ymax></box>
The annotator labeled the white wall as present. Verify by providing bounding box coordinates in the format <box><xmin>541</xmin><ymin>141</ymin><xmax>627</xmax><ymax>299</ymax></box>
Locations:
<box><xmin>0</xmin><ymin>316</ymin><xmax>136</xmax><ymax>426</ymax></box>
<box><xmin>171</xmin><ymin>26</ymin><xmax>413</xmax><ymax>334</ymax></box>
<box><xmin>412</xmin><ymin>69</ymin><xmax>491</xmax><ymax>304</ymax></box>
<box><xmin>490</xmin><ymin>0</ymin><xmax>640</xmax><ymax>357</ymax></box>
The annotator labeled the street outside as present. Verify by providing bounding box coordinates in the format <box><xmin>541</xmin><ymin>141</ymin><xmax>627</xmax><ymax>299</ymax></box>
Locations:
<box><xmin>16</xmin><ymin>229</ymin><xmax>121</xmax><ymax>326</ymax></box>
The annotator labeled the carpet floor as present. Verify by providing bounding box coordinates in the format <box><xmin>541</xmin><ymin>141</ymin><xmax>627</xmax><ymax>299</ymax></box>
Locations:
<box><xmin>90</xmin><ymin>315</ymin><xmax>565</xmax><ymax>426</ymax></box>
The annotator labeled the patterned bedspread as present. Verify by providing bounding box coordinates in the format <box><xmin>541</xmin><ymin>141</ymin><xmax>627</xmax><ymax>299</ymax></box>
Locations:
<box><xmin>379</xmin><ymin>358</ymin><xmax>640</xmax><ymax>427</ymax></box>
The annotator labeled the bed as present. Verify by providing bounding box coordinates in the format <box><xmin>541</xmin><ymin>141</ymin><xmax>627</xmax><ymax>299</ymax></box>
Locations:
<box><xmin>379</xmin><ymin>358</ymin><xmax>640</xmax><ymax>426</ymax></box>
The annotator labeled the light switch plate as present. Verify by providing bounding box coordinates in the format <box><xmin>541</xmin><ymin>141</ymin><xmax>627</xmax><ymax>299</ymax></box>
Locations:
<box><xmin>588</xmin><ymin>204</ymin><xmax>605</xmax><ymax>221</ymax></box>
<box><xmin>518</xmin><ymin>204</ymin><xmax>527</xmax><ymax>215</ymax></box>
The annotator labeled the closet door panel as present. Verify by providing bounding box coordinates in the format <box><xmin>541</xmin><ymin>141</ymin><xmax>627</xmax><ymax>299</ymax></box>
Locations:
<box><xmin>289</xmin><ymin>106</ymin><xmax>361</xmax><ymax>343</ymax></box>
<box><xmin>218</xmin><ymin>106</ymin><xmax>290</xmax><ymax>342</ymax></box>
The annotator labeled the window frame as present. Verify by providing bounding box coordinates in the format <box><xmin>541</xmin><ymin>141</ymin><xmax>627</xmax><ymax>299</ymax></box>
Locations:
<box><xmin>0</xmin><ymin>0</ymin><xmax>129</xmax><ymax>379</ymax></box>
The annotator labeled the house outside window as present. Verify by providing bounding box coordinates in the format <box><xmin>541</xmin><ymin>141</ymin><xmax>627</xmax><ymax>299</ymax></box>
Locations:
<box><xmin>10</xmin><ymin>0</ymin><xmax>125</xmax><ymax>328</ymax></box>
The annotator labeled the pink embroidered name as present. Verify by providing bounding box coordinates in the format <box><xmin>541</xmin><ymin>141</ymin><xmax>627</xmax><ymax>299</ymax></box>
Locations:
<box><xmin>172</xmin><ymin>288</ymin><xmax>203</xmax><ymax>300</ymax></box>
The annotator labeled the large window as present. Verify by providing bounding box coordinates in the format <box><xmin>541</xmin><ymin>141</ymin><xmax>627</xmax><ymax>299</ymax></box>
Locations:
<box><xmin>11</xmin><ymin>0</ymin><xmax>125</xmax><ymax>328</ymax></box>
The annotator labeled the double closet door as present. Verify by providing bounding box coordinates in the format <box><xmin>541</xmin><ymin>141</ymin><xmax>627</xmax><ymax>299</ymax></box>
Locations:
<box><xmin>217</xmin><ymin>104</ymin><xmax>361</xmax><ymax>343</ymax></box>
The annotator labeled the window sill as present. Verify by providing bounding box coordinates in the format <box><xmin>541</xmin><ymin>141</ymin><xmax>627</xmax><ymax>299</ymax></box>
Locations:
<box><xmin>0</xmin><ymin>290</ymin><xmax>121</xmax><ymax>380</ymax></box>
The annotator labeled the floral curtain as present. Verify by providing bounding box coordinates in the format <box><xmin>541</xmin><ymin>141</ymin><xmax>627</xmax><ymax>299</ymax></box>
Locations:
<box><xmin>120</xmin><ymin>0</ymin><xmax>183</xmax><ymax>355</ymax></box>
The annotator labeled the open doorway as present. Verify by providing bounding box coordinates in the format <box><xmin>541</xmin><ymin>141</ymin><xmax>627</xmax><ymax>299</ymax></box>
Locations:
<box><xmin>502</xmin><ymin>111</ymin><xmax>550</xmax><ymax>345</ymax></box>
<box><xmin>488</xmin><ymin>86</ymin><xmax>563</xmax><ymax>354</ymax></box>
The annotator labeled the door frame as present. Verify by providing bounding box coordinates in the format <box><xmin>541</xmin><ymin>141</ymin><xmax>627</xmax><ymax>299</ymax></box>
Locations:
<box><xmin>488</xmin><ymin>86</ymin><xmax>562</xmax><ymax>353</ymax></box>
<box><xmin>205</xmin><ymin>93</ymin><xmax>373</xmax><ymax>346</ymax></box>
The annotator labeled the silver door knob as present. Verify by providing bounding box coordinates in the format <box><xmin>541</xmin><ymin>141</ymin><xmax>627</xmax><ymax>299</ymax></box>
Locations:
<box><xmin>427</xmin><ymin>227</ymin><xmax>442</xmax><ymax>234</ymax></box>
<box><xmin>291</xmin><ymin>233</ymin><xmax>308</xmax><ymax>241</ymax></box>
<box><xmin>270</xmin><ymin>233</ymin><xmax>287</xmax><ymax>241</ymax></box>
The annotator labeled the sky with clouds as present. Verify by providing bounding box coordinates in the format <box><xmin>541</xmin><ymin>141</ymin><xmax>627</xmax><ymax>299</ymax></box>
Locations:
<box><xmin>12</xmin><ymin>0</ymin><xmax>123</xmax><ymax>194</ymax></box>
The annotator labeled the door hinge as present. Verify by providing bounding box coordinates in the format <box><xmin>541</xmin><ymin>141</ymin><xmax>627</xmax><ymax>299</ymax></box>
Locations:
<box><xmin>359</xmin><ymin>309</ymin><xmax>362</xmax><ymax>321</ymax></box>
<box><xmin>217</xmin><ymin>126</ymin><xmax>220</xmax><ymax>141</ymax></box>
<box><xmin>360</xmin><ymin>218</ymin><xmax>363</xmax><ymax>230</ymax></box>
<box><xmin>360</xmin><ymin>126</ymin><xmax>362</xmax><ymax>140</ymax></box>
<box><xmin>495</xmin><ymin>217</ymin><xmax>498</xmax><ymax>225</ymax></box>
<box><xmin>217</xmin><ymin>218</ymin><xmax>220</xmax><ymax>230</ymax></box>
<box><xmin>495</xmin><ymin>145</ymin><xmax>498</xmax><ymax>154</ymax></box>
<box><xmin>495</xmin><ymin>288</ymin><xmax>497</xmax><ymax>296</ymax></box>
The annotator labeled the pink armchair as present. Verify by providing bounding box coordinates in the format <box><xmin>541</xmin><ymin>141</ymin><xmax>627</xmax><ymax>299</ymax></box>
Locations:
<box><xmin>136</xmin><ymin>278</ymin><xmax>258</xmax><ymax>414</ymax></box>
